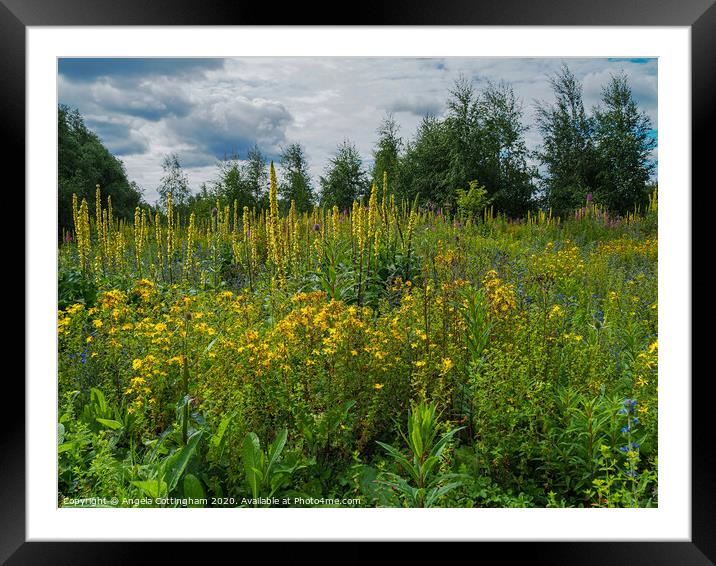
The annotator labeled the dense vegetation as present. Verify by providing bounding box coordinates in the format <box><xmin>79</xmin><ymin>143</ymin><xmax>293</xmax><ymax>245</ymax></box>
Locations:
<box><xmin>58</xmin><ymin>106</ymin><xmax>143</xmax><ymax>233</ymax></box>
<box><xmin>57</xmin><ymin>178</ymin><xmax>657</xmax><ymax>508</ymax></box>
<box><xmin>57</xmin><ymin>65</ymin><xmax>657</xmax><ymax>508</ymax></box>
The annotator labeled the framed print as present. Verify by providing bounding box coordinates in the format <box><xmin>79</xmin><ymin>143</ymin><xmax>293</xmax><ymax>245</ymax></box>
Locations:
<box><xmin>7</xmin><ymin>0</ymin><xmax>710</xmax><ymax>562</ymax></box>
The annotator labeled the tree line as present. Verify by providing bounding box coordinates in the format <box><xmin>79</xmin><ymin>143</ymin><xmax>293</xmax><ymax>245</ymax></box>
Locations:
<box><xmin>58</xmin><ymin>64</ymin><xmax>656</xmax><ymax>230</ymax></box>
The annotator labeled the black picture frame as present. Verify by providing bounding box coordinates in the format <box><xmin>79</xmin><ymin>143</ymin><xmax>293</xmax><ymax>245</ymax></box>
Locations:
<box><xmin>7</xmin><ymin>0</ymin><xmax>709</xmax><ymax>563</ymax></box>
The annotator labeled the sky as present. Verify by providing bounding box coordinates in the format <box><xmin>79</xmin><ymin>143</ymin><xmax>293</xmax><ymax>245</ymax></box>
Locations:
<box><xmin>58</xmin><ymin>57</ymin><xmax>657</xmax><ymax>204</ymax></box>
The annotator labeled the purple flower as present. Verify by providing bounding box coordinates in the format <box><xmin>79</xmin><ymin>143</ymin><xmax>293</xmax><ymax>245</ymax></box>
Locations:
<box><xmin>65</xmin><ymin>233</ymin><xmax>73</xmax><ymax>243</ymax></box>
<box><xmin>586</xmin><ymin>193</ymin><xmax>593</xmax><ymax>202</ymax></box>
<box><xmin>312</xmin><ymin>223</ymin><xmax>321</xmax><ymax>232</ymax></box>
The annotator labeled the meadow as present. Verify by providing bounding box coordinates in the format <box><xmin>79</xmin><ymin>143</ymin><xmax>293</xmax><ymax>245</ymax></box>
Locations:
<box><xmin>57</xmin><ymin>175</ymin><xmax>658</xmax><ymax>508</ymax></box>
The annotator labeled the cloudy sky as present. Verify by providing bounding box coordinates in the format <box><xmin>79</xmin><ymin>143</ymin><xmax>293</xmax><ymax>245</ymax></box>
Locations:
<box><xmin>58</xmin><ymin>57</ymin><xmax>657</xmax><ymax>204</ymax></box>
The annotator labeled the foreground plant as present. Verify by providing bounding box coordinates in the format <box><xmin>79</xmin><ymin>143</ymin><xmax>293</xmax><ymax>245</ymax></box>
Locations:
<box><xmin>376</xmin><ymin>399</ymin><xmax>466</xmax><ymax>507</ymax></box>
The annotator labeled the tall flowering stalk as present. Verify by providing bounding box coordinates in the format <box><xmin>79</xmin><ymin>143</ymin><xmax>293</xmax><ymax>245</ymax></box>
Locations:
<box><xmin>388</xmin><ymin>194</ymin><xmax>398</xmax><ymax>261</ymax></box>
<box><xmin>381</xmin><ymin>170</ymin><xmax>388</xmax><ymax>223</ymax></box>
<box><xmin>268</xmin><ymin>162</ymin><xmax>285</xmax><ymax>286</ymax></box>
<box><xmin>367</xmin><ymin>183</ymin><xmax>381</xmax><ymax>271</ymax></box>
<box><xmin>405</xmin><ymin>196</ymin><xmax>419</xmax><ymax>281</ymax></box>
<box><xmin>331</xmin><ymin>205</ymin><xmax>340</xmax><ymax>242</ymax></box>
<box><xmin>288</xmin><ymin>200</ymin><xmax>300</xmax><ymax>274</ymax></box>
<box><xmin>154</xmin><ymin>212</ymin><xmax>164</xmax><ymax>280</ymax></box>
<box><xmin>184</xmin><ymin>212</ymin><xmax>196</xmax><ymax>281</ymax></box>
<box><xmin>166</xmin><ymin>193</ymin><xmax>174</xmax><ymax>282</ymax></box>
<box><xmin>76</xmin><ymin>198</ymin><xmax>91</xmax><ymax>274</ymax></box>
<box><xmin>93</xmin><ymin>185</ymin><xmax>105</xmax><ymax>273</ymax></box>
<box><xmin>95</xmin><ymin>185</ymin><xmax>102</xmax><ymax>239</ymax></box>
<box><xmin>72</xmin><ymin>193</ymin><xmax>79</xmax><ymax>243</ymax></box>
<box><xmin>106</xmin><ymin>195</ymin><xmax>113</xmax><ymax>237</ymax></box>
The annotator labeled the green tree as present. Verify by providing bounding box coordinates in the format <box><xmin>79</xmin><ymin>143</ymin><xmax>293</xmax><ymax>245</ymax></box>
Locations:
<box><xmin>371</xmin><ymin>114</ymin><xmax>403</xmax><ymax>190</ymax></box>
<box><xmin>215</xmin><ymin>153</ymin><xmax>255</xmax><ymax>210</ymax></box>
<box><xmin>186</xmin><ymin>182</ymin><xmax>218</xmax><ymax>219</ymax></box>
<box><xmin>444</xmin><ymin>75</ymin><xmax>482</xmax><ymax>194</ymax></box>
<box><xmin>157</xmin><ymin>153</ymin><xmax>190</xmax><ymax>211</ymax></box>
<box><xmin>536</xmin><ymin>64</ymin><xmax>599</xmax><ymax>215</ymax></box>
<box><xmin>397</xmin><ymin>77</ymin><xmax>535</xmax><ymax>216</ymax></box>
<box><xmin>319</xmin><ymin>140</ymin><xmax>370</xmax><ymax>210</ymax></box>
<box><xmin>57</xmin><ymin>105</ymin><xmax>142</xmax><ymax>232</ymax></box>
<box><xmin>396</xmin><ymin>116</ymin><xmax>454</xmax><ymax>208</ymax></box>
<box><xmin>279</xmin><ymin>143</ymin><xmax>315</xmax><ymax>213</ymax></box>
<box><xmin>245</xmin><ymin>144</ymin><xmax>268</xmax><ymax>209</ymax></box>
<box><xmin>477</xmin><ymin>82</ymin><xmax>536</xmax><ymax>217</ymax></box>
<box><xmin>592</xmin><ymin>73</ymin><xmax>656</xmax><ymax>214</ymax></box>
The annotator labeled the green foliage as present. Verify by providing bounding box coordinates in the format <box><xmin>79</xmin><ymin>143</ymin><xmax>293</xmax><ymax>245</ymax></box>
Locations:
<box><xmin>280</xmin><ymin>143</ymin><xmax>315</xmax><ymax>213</ymax></box>
<box><xmin>157</xmin><ymin>153</ymin><xmax>190</xmax><ymax>211</ymax></box>
<box><xmin>593</xmin><ymin>73</ymin><xmax>656</xmax><ymax>215</ymax></box>
<box><xmin>395</xmin><ymin>78</ymin><xmax>536</xmax><ymax>216</ymax></box>
<box><xmin>213</xmin><ymin>155</ymin><xmax>255</xmax><ymax>211</ymax></box>
<box><xmin>58</xmin><ymin>268</ymin><xmax>98</xmax><ymax>309</ymax></box>
<box><xmin>320</xmin><ymin>140</ymin><xmax>370</xmax><ymax>209</ymax></box>
<box><xmin>376</xmin><ymin>400</ymin><xmax>466</xmax><ymax>507</ymax></box>
<box><xmin>58</xmin><ymin>105</ymin><xmax>142</xmax><ymax>232</ymax></box>
<box><xmin>371</xmin><ymin>114</ymin><xmax>402</xmax><ymax>187</ymax></box>
<box><xmin>455</xmin><ymin>180</ymin><xmax>490</xmax><ymax>220</ymax></box>
<box><xmin>536</xmin><ymin>64</ymin><xmax>600</xmax><ymax>216</ymax></box>
<box><xmin>57</xmin><ymin>94</ymin><xmax>659</xmax><ymax>508</ymax></box>
<box><xmin>242</xmin><ymin>428</ymin><xmax>308</xmax><ymax>504</ymax></box>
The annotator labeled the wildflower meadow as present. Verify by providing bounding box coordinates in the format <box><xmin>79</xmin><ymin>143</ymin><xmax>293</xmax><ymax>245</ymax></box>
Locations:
<box><xmin>57</xmin><ymin>179</ymin><xmax>658</xmax><ymax>508</ymax></box>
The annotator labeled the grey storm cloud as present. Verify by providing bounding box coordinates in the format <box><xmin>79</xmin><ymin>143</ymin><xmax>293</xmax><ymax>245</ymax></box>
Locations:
<box><xmin>387</xmin><ymin>96</ymin><xmax>444</xmax><ymax>117</ymax></box>
<box><xmin>58</xmin><ymin>58</ymin><xmax>225</xmax><ymax>82</ymax></box>
<box><xmin>165</xmin><ymin>96</ymin><xmax>293</xmax><ymax>165</ymax></box>
<box><xmin>86</xmin><ymin>119</ymin><xmax>149</xmax><ymax>156</ymax></box>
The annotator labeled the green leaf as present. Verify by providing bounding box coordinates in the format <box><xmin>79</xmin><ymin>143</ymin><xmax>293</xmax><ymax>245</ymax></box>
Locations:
<box><xmin>96</xmin><ymin>418</ymin><xmax>123</xmax><ymax>430</ymax></box>
<box><xmin>377</xmin><ymin>441</ymin><xmax>421</xmax><ymax>485</ymax></box>
<box><xmin>183</xmin><ymin>473</ymin><xmax>206</xmax><ymax>506</ymax></box>
<box><xmin>425</xmin><ymin>481</ymin><xmax>464</xmax><ymax>507</ymax></box>
<box><xmin>132</xmin><ymin>479</ymin><xmax>167</xmax><ymax>500</ymax></box>
<box><xmin>266</xmin><ymin>428</ymin><xmax>288</xmax><ymax>474</ymax></box>
<box><xmin>243</xmin><ymin>432</ymin><xmax>263</xmax><ymax>499</ymax></box>
<box><xmin>57</xmin><ymin>423</ymin><xmax>65</xmax><ymax>444</ymax></box>
<box><xmin>91</xmin><ymin>388</ymin><xmax>107</xmax><ymax>415</ymax></box>
<box><xmin>164</xmin><ymin>430</ymin><xmax>202</xmax><ymax>493</ymax></box>
<box><xmin>210</xmin><ymin>412</ymin><xmax>234</xmax><ymax>448</ymax></box>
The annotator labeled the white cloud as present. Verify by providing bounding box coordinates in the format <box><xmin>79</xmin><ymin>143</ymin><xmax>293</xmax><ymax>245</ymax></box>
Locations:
<box><xmin>59</xmin><ymin>57</ymin><xmax>658</xmax><ymax>204</ymax></box>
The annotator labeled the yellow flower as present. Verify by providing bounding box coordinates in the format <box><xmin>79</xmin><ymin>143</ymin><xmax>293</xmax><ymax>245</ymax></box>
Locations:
<box><xmin>415</xmin><ymin>360</ymin><xmax>427</xmax><ymax>368</ymax></box>
<box><xmin>92</xmin><ymin>319</ymin><xmax>103</xmax><ymax>328</ymax></box>
<box><xmin>132</xmin><ymin>359</ymin><xmax>143</xmax><ymax>370</ymax></box>
<box><xmin>374</xmin><ymin>383</ymin><xmax>384</xmax><ymax>390</ymax></box>
<box><xmin>86</xmin><ymin>336</ymin><xmax>93</xmax><ymax>343</ymax></box>
<box><xmin>441</xmin><ymin>357</ymin><xmax>454</xmax><ymax>373</ymax></box>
